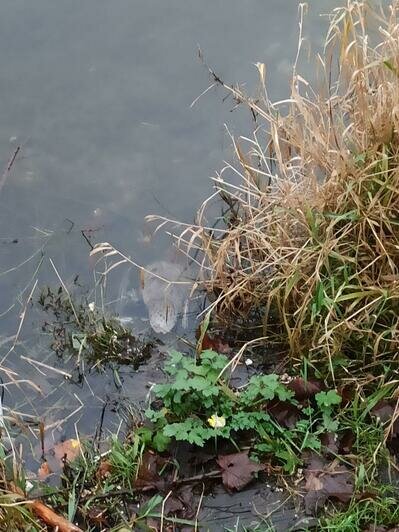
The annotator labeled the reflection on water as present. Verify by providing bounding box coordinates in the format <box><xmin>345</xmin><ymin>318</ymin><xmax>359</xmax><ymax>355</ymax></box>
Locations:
<box><xmin>0</xmin><ymin>0</ymin><xmax>342</xmax><ymax>483</ymax></box>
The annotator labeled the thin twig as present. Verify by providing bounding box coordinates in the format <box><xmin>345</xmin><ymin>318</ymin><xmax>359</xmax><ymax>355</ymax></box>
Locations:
<box><xmin>0</xmin><ymin>145</ymin><xmax>20</xmax><ymax>195</ymax></box>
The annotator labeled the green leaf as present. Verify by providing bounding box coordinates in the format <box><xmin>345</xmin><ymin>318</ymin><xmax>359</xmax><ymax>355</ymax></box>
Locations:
<box><xmin>173</xmin><ymin>369</ymin><xmax>190</xmax><ymax>390</ymax></box>
<box><xmin>302</xmin><ymin>434</ymin><xmax>321</xmax><ymax>452</ymax></box>
<box><xmin>255</xmin><ymin>442</ymin><xmax>273</xmax><ymax>453</ymax></box>
<box><xmin>196</xmin><ymin>310</ymin><xmax>211</xmax><ymax>354</ymax></box>
<box><xmin>152</xmin><ymin>431</ymin><xmax>171</xmax><ymax>452</ymax></box>
<box><xmin>276</xmin><ymin>448</ymin><xmax>301</xmax><ymax>473</ymax></box>
<box><xmin>315</xmin><ymin>390</ymin><xmax>342</xmax><ymax>409</ymax></box>
<box><xmin>145</xmin><ymin>408</ymin><xmax>167</xmax><ymax>423</ymax></box>
<box><xmin>136</xmin><ymin>426</ymin><xmax>153</xmax><ymax>445</ymax></box>
<box><xmin>322</xmin><ymin>412</ymin><xmax>339</xmax><ymax>432</ymax></box>
<box><xmin>241</xmin><ymin>374</ymin><xmax>293</xmax><ymax>404</ymax></box>
<box><xmin>188</xmin><ymin>376</ymin><xmax>211</xmax><ymax>391</ymax></box>
<box><xmin>187</xmin><ymin>431</ymin><xmax>206</xmax><ymax>446</ymax></box>
<box><xmin>164</xmin><ymin>350</ymin><xmax>184</xmax><ymax>373</ymax></box>
<box><xmin>200</xmin><ymin>350</ymin><xmax>229</xmax><ymax>371</ymax></box>
<box><xmin>383</xmin><ymin>59</ymin><xmax>399</xmax><ymax>77</ymax></box>
<box><xmin>202</xmin><ymin>385</ymin><xmax>220</xmax><ymax>397</ymax></box>
<box><xmin>152</xmin><ymin>384</ymin><xmax>171</xmax><ymax>398</ymax></box>
<box><xmin>276</xmin><ymin>386</ymin><xmax>295</xmax><ymax>402</ymax></box>
<box><xmin>163</xmin><ymin>419</ymin><xmax>208</xmax><ymax>447</ymax></box>
<box><xmin>163</xmin><ymin>422</ymin><xmax>189</xmax><ymax>440</ymax></box>
<box><xmin>231</xmin><ymin>411</ymin><xmax>271</xmax><ymax>431</ymax></box>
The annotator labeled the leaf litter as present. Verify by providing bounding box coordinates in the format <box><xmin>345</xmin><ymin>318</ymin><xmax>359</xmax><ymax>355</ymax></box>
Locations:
<box><xmin>217</xmin><ymin>451</ymin><xmax>265</xmax><ymax>491</ymax></box>
<box><xmin>303</xmin><ymin>453</ymin><xmax>354</xmax><ymax>514</ymax></box>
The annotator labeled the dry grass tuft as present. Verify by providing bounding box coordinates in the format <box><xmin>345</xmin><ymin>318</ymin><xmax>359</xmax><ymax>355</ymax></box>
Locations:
<box><xmin>151</xmin><ymin>1</ymin><xmax>399</xmax><ymax>384</ymax></box>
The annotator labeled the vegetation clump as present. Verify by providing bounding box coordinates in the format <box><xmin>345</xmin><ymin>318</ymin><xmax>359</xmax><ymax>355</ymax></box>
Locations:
<box><xmin>152</xmin><ymin>1</ymin><xmax>399</xmax><ymax>388</ymax></box>
<box><xmin>145</xmin><ymin>350</ymin><xmax>342</xmax><ymax>473</ymax></box>
<box><xmin>39</xmin><ymin>285</ymin><xmax>152</xmax><ymax>371</ymax></box>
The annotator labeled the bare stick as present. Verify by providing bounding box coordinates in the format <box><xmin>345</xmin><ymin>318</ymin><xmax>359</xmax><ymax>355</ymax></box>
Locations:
<box><xmin>0</xmin><ymin>145</ymin><xmax>20</xmax><ymax>195</ymax></box>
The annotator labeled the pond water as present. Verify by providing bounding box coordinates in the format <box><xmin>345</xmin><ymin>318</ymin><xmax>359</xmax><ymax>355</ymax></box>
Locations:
<box><xmin>0</xmin><ymin>0</ymin><xmax>343</xmax><ymax>527</ymax></box>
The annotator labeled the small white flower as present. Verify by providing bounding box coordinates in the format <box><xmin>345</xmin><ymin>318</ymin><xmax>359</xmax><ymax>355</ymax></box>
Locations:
<box><xmin>245</xmin><ymin>358</ymin><xmax>253</xmax><ymax>366</ymax></box>
<box><xmin>208</xmin><ymin>414</ymin><xmax>226</xmax><ymax>428</ymax></box>
<box><xmin>88</xmin><ymin>302</ymin><xmax>95</xmax><ymax>312</ymax></box>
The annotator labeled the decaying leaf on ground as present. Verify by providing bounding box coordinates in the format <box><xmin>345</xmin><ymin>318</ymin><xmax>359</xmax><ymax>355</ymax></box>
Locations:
<box><xmin>52</xmin><ymin>438</ymin><xmax>81</xmax><ymax>462</ymax></box>
<box><xmin>87</xmin><ymin>505</ymin><xmax>109</xmax><ymax>527</ymax></box>
<box><xmin>37</xmin><ymin>438</ymin><xmax>81</xmax><ymax>479</ymax></box>
<box><xmin>267</xmin><ymin>399</ymin><xmax>301</xmax><ymax>429</ymax></box>
<box><xmin>372</xmin><ymin>401</ymin><xmax>399</xmax><ymax>437</ymax></box>
<box><xmin>303</xmin><ymin>454</ymin><xmax>354</xmax><ymax>514</ymax></box>
<box><xmin>287</xmin><ymin>378</ymin><xmax>323</xmax><ymax>400</ymax></box>
<box><xmin>134</xmin><ymin>451</ymin><xmax>169</xmax><ymax>491</ymax></box>
<box><xmin>37</xmin><ymin>460</ymin><xmax>53</xmax><ymax>480</ymax></box>
<box><xmin>217</xmin><ymin>450</ymin><xmax>265</xmax><ymax>491</ymax></box>
<box><xmin>196</xmin><ymin>330</ymin><xmax>232</xmax><ymax>354</ymax></box>
<box><xmin>96</xmin><ymin>459</ymin><xmax>112</xmax><ymax>480</ymax></box>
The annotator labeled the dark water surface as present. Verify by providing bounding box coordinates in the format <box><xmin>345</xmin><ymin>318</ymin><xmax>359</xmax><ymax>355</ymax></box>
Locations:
<box><xmin>0</xmin><ymin>1</ymin><xmax>342</xmax><ymax>528</ymax></box>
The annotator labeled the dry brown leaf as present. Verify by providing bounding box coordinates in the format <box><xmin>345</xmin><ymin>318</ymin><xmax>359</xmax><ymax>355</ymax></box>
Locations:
<box><xmin>320</xmin><ymin>432</ymin><xmax>338</xmax><ymax>454</ymax></box>
<box><xmin>87</xmin><ymin>505</ymin><xmax>109</xmax><ymax>527</ymax></box>
<box><xmin>372</xmin><ymin>401</ymin><xmax>395</xmax><ymax>423</ymax></box>
<box><xmin>217</xmin><ymin>451</ymin><xmax>265</xmax><ymax>491</ymax></box>
<box><xmin>53</xmin><ymin>438</ymin><xmax>81</xmax><ymax>462</ymax></box>
<box><xmin>371</xmin><ymin>400</ymin><xmax>399</xmax><ymax>443</ymax></box>
<box><xmin>96</xmin><ymin>460</ymin><xmax>112</xmax><ymax>480</ymax></box>
<box><xmin>267</xmin><ymin>400</ymin><xmax>301</xmax><ymax>429</ymax></box>
<box><xmin>37</xmin><ymin>461</ymin><xmax>53</xmax><ymax>480</ymax></box>
<box><xmin>287</xmin><ymin>378</ymin><xmax>323</xmax><ymax>400</ymax></box>
<box><xmin>197</xmin><ymin>331</ymin><xmax>232</xmax><ymax>354</ymax></box>
<box><xmin>303</xmin><ymin>454</ymin><xmax>354</xmax><ymax>514</ymax></box>
<box><xmin>134</xmin><ymin>451</ymin><xmax>168</xmax><ymax>490</ymax></box>
<box><xmin>339</xmin><ymin>429</ymin><xmax>355</xmax><ymax>454</ymax></box>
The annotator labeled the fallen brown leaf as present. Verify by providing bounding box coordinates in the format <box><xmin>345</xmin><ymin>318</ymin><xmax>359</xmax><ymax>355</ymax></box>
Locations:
<box><xmin>303</xmin><ymin>454</ymin><xmax>354</xmax><ymax>514</ymax></box>
<box><xmin>53</xmin><ymin>438</ymin><xmax>81</xmax><ymax>462</ymax></box>
<box><xmin>37</xmin><ymin>461</ymin><xmax>53</xmax><ymax>480</ymax></box>
<box><xmin>339</xmin><ymin>429</ymin><xmax>355</xmax><ymax>454</ymax></box>
<box><xmin>267</xmin><ymin>400</ymin><xmax>301</xmax><ymax>429</ymax></box>
<box><xmin>372</xmin><ymin>401</ymin><xmax>395</xmax><ymax>424</ymax></box>
<box><xmin>134</xmin><ymin>451</ymin><xmax>168</xmax><ymax>490</ymax></box>
<box><xmin>320</xmin><ymin>432</ymin><xmax>338</xmax><ymax>455</ymax></box>
<box><xmin>287</xmin><ymin>378</ymin><xmax>323</xmax><ymax>400</ymax></box>
<box><xmin>371</xmin><ymin>400</ymin><xmax>399</xmax><ymax>442</ymax></box>
<box><xmin>197</xmin><ymin>332</ymin><xmax>232</xmax><ymax>354</ymax></box>
<box><xmin>338</xmin><ymin>385</ymin><xmax>354</xmax><ymax>406</ymax></box>
<box><xmin>87</xmin><ymin>505</ymin><xmax>109</xmax><ymax>527</ymax></box>
<box><xmin>217</xmin><ymin>451</ymin><xmax>265</xmax><ymax>491</ymax></box>
<box><xmin>96</xmin><ymin>460</ymin><xmax>112</xmax><ymax>480</ymax></box>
